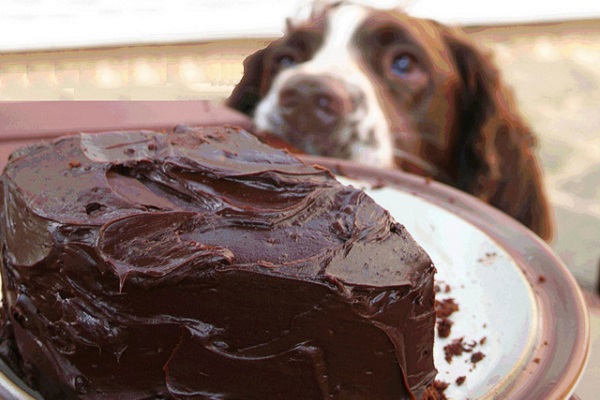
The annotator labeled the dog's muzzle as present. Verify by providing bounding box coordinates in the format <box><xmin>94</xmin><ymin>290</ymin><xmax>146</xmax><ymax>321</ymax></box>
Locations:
<box><xmin>277</xmin><ymin>74</ymin><xmax>361</xmax><ymax>154</ymax></box>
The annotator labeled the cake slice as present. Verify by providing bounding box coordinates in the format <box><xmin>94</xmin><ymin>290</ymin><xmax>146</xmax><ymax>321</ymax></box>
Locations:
<box><xmin>0</xmin><ymin>123</ymin><xmax>436</xmax><ymax>399</ymax></box>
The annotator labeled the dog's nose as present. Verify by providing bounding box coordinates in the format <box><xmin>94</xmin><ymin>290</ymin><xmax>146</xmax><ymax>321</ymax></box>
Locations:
<box><xmin>278</xmin><ymin>75</ymin><xmax>354</xmax><ymax>133</ymax></box>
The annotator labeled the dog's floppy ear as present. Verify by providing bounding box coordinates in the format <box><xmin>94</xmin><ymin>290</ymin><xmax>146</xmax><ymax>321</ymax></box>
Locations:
<box><xmin>444</xmin><ymin>28</ymin><xmax>554</xmax><ymax>241</ymax></box>
<box><xmin>227</xmin><ymin>46</ymin><xmax>269</xmax><ymax>115</ymax></box>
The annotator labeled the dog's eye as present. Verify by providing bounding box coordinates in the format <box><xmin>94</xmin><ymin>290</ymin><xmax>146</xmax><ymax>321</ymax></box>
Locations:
<box><xmin>391</xmin><ymin>53</ymin><xmax>416</xmax><ymax>77</ymax></box>
<box><xmin>382</xmin><ymin>48</ymin><xmax>428</xmax><ymax>94</ymax></box>
<box><xmin>267</xmin><ymin>49</ymin><xmax>300</xmax><ymax>79</ymax></box>
<box><xmin>277</xmin><ymin>55</ymin><xmax>297</xmax><ymax>68</ymax></box>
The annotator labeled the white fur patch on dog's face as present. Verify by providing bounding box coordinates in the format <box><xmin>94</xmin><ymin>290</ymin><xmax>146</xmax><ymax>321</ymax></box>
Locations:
<box><xmin>253</xmin><ymin>3</ymin><xmax>395</xmax><ymax>168</ymax></box>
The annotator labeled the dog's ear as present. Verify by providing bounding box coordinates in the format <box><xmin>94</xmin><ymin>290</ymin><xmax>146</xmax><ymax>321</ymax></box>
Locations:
<box><xmin>444</xmin><ymin>28</ymin><xmax>554</xmax><ymax>241</ymax></box>
<box><xmin>227</xmin><ymin>46</ymin><xmax>269</xmax><ymax>115</ymax></box>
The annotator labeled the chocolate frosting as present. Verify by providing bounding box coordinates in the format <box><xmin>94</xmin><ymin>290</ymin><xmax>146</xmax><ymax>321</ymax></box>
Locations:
<box><xmin>0</xmin><ymin>124</ymin><xmax>436</xmax><ymax>399</ymax></box>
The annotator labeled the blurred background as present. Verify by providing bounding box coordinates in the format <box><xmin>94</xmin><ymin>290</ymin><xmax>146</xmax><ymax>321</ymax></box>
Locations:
<box><xmin>1</xmin><ymin>1</ymin><xmax>599</xmax><ymax>397</ymax></box>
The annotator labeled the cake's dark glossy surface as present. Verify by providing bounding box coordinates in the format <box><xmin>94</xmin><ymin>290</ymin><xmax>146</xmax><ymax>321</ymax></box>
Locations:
<box><xmin>0</xmin><ymin>124</ymin><xmax>436</xmax><ymax>399</ymax></box>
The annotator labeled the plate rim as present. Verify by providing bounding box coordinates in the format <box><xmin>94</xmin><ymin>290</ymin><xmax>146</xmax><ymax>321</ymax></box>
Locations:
<box><xmin>304</xmin><ymin>155</ymin><xmax>591</xmax><ymax>400</ymax></box>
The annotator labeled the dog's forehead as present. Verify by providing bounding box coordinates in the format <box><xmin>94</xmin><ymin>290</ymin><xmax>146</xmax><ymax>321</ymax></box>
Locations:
<box><xmin>288</xmin><ymin>3</ymin><xmax>451</xmax><ymax>60</ymax></box>
<box><xmin>360</xmin><ymin>9</ymin><xmax>453</xmax><ymax>61</ymax></box>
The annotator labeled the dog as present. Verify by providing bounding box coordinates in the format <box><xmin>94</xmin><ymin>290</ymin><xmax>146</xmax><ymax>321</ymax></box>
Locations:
<box><xmin>227</xmin><ymin>0</ymin><xmax>553</xmax><ymax>241</ymax></box>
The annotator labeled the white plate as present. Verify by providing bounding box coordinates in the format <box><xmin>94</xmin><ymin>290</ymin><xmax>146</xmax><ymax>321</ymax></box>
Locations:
<box><xmin>339</xmin><ymin>177</ymin><xmax>539</xmax><ymax>399</ymax></box>
<box><xmin>313</xmin><ymin>155</ymin><xmax>589</xmax><ymax>400</ymax></box>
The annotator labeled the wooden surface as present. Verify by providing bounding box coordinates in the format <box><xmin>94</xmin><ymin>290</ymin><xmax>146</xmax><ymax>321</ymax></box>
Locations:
<box><xmin>0</xmin><ymin>101</ymin><xmax>252</xmax><ymax>171</ymax></box>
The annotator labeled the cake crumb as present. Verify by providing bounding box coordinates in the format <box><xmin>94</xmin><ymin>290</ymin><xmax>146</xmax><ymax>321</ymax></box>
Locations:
<box><xmin>455</xmin><ymin>376</ymin><xmax>466</xmax><ymax>386</ymax></box>
<box><xmin>435</xmin><ymin>297</ymin><xmax>459</xmax><ymax>339</ymax></box>
<box><xmin>538</xmin><ymin>275</ymin><xmax>546</xmax><ymax>283</ymax></box>
<box><xmin>437</xmin><ymin>318</ymin><xmax>453</xmax><ymax>338</ymax></box>
<box><xmin>435</xmin><ymin>298</ymin><xmax>459</xmax><ymax>318</ymax></box>
<box><xmin>470</xmin><ymin>351</ymin><xmax>485</xmax><ymax>364</ymax></box>
<box><xmin>421</xmin><ymin>380</ymin><xmax>449</xmax><ymax>400</ymax></box>
<box><xmin>533</xmin><ymin>357</ymin><xmax>541</xmax><ymax>364</ymax></box>
<box><xmin>477</xmin><ymin>252</ymin><xmax>498</xmax><ymax>264</ymax></box>
<box><xmin>444</xmin><ymin>338</ymin><xmax>466</xmax><ymax>363</ymax></box>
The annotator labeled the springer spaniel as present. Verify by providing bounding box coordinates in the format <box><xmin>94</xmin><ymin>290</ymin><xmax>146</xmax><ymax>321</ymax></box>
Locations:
<box><xmin>227</xmin><ymin>1</ymin><xmax>553</xmax><ymax>241</ymax></box>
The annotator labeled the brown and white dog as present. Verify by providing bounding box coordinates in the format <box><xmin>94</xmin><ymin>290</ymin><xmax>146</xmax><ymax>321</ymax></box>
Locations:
<box><xmin>227</xmin><ymin>0</ymin><xmax>553</xmax><ymax>240</ymax></box>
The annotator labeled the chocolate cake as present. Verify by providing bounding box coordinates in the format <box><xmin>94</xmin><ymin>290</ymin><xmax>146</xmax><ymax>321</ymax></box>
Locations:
<box><xmin>0</xmin><ymin>123</ymin><xmax>436</xmax><ymax>399</ymax></box>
